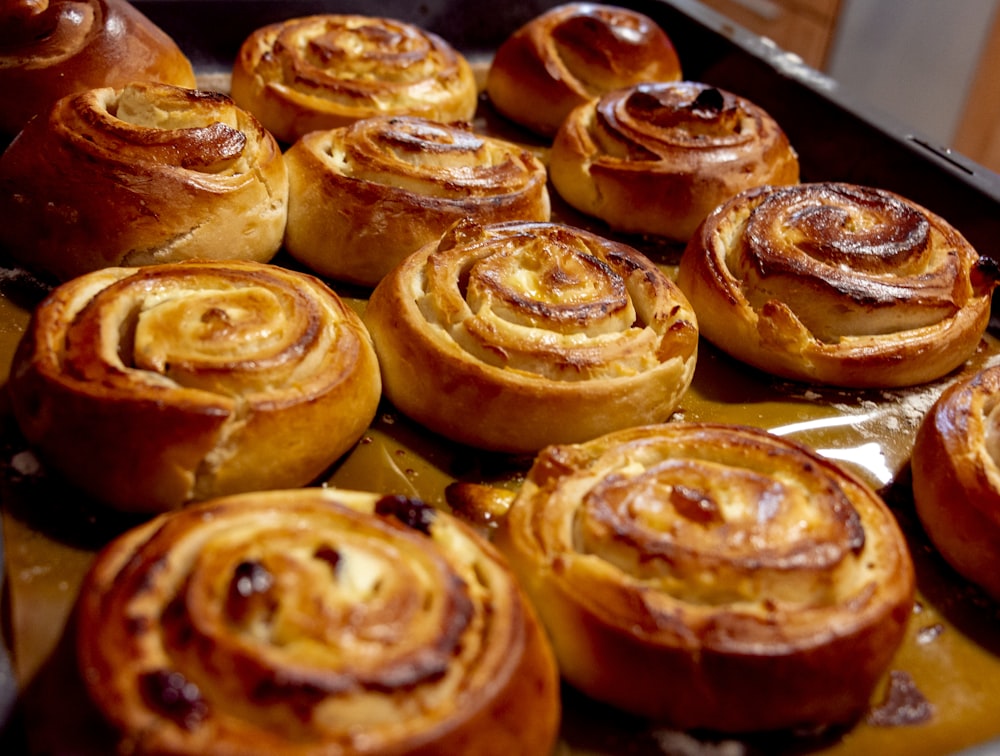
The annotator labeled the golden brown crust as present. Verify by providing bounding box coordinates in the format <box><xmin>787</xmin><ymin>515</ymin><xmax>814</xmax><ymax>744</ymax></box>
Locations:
<box><xmin>7</xmin><ymin>260</ymin><xmax>381</xmax><ymax>513</ymax></box>
<box><xmin>76</xmin><ymin>488</ymin><xmax>561</xmax><ymax>755</ymax></box>
<box><xmin>911</xmin><ymin>364</ymin><xmax>1000</xmax><ymax>601</ymax></box>
<box><xmin>486</xmin><ymin>2</ymin><xmax>682</xmax><ymax>136</ymax></box>
<box><xmin>0</xmin><ymin>0</ymin><xmax>196</xmax><ymax>136</ymax></box>
<box><xmin>677</xmin><ymin>182</ymin><xmax>998</xmax><ymax>387</ymax></box>
<box><xmin>549</xmin><ymin>81</ymin><xmax>799</xmax><ymax>241</ymax></box>
<box><xmin>0</xmin><ymin>82</ymin><xmax>288</xmax><ymax>282</ymax></box>
<box><xmin>494</xmin><ymin>422</ymin><xmax>915</xmax><ymax>732</ymax></box>
<box><xmin>363</xmin><ymin>219</ymin><xmax>699</xmax><ymax>454</ymax></box>
<box><xmin>230</xmin><ymin>14</ymin><xmax>478</xmax><ymax>145</ymax></box>
<box><xmin>283</xmin><ymin>116</ymin><xmax>550</xmax><ymax>287</ymax></box>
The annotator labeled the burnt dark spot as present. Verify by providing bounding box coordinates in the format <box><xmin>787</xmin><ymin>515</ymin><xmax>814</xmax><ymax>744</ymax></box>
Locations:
<box><xmin>375</xmin><ymin>495</ymin><xmax>437</xmax><ymax>535</ymax></box>
<box><xmin>690</xmin><ymin>87</ymin><xmax>725</xmax><ymax>114</ymax></box>
<box><xmin>625</xmin><ymin>88</ymin><xmax>664</xmax><ymax>114</ymax></box>
<box><xmin>972</xmin><ymin>255</ymin><xmax>1000</xmax><ymax>290</ymax></box>
<box><xmin>139</xmin><ymin>669</ymin><xmax>209</xmax><ymax>730</ymax></box>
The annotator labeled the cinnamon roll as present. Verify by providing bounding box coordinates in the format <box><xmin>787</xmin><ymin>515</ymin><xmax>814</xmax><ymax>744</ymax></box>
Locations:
<box><xmin>7</xmin><ymin>260</ymin><xmax>381</xmax><ymax>513</ymax></box>
<box><xmin>549</xmin><ymin>81</ymin><xmax>799</xmax><ymax>241</ymax></box>
<box><xmin>486</xmin><ymin>2</ymin><xmax>682</xmax><ymax>137</ymax></box>
<box><xmin>230</xmin><ymin>14</ymin><xmax>478</xmax><ymax>145</ymax></box>
<box><xmin>76</xmin><ymin>488</ymin><xmax>561</xmax><ymax>755</ymax></box>
<box><xmin>677</xmin><ymin>182</ymin><xmax>999</xmax><ymax>387</ymax></box>
<box><xmin>363</xmin><ymin>219</ymin><xmax>699</xmax><ymax>454</ymax></box>
<box><xmin>911</xmin><ymin>364</ymin><xmax>1000</xmax><ymax>601</ymax></box>
<box><xmin>0</xmin><ymin>82</ymin><xmax>288</xmax><ymax>282</ymax></box>
<box><xmin>494</xmin><ymin>422</ymin><xmax>915</xmax><ymax>732</ymax></box>
<box><xmin>0</xmin><ymin>0</ymin><xmax>196</xmax><ymax>137</ymax></box>
<box><xmin>283</xmin><ymin>116</ymin><xmax>550</xmax><ymax>287</ymax></box>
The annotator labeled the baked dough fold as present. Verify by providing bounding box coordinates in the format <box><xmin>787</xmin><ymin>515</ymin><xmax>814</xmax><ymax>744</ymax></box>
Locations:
<box><xmin>8</xmin><ymin>260</ymin><xmax>380</xmax><ymax>512</ymax></box>
<box><xmin>677</xmin><ymin>182</ymin><xmax>998</xmax><ymax>386</ymax></box>
<box><xmin>76</xmin><ymin>488</ymin><xmax>561</xmax><ymax>755</ymax></box>
<box><xmin>0</xmin><ymin>82</ymin><xmax>288</xmax><ymax>282</ymax></box>
<box><xmin>364</xmin><ymin>219</ymin><xmax>699</xmax><ymax>453</ymax></box>
<box><xmin>495</xmin><ymin>422</ymin><xmax>915</xmax><ymax>732</ymax></box>
<box><xmin>911</xmin><ymin>364</ymin><xmax>1000</xmax><ymax>601</ymax></box>
<box><xmin>283</xmin><ymin>115</ymin><xmax>550</xmax><ymax>286</ymax></box>
<box><xmin>230</xmin><ymin>14</ymin><xmax>477</xmax><ymax>144</ymax></box>
<box><xmin>549</xmin><ymin>80</ymin><xmax>799</xmax><ymax>241</ymax></box>
<box><xmin>0</xmin><ymin>0</ymin><xmax>196</xmax><ymax>136</ymax></box>
<box><xmin>486</xmin><ymin>2</ymin><xmax>682</xmax><ymax>136</ymax></box>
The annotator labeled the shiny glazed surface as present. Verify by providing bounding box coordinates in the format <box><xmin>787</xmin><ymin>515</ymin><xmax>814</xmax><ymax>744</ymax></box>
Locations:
<box><xmin>2</xmin><ymin>68</ymin><xmax>1000</xmax><ymax>756</ymax></box>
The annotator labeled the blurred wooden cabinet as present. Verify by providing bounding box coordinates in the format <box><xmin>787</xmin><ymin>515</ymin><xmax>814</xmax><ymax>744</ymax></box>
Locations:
<box><xmin>696</xmin><ymin>0</ymin><xmax>841</xmax><ymax>69</ymax></box>
<box><xmin>954</xmin><ymin>4</ymin><xmax>1000</xmax><ymax>174</ymax></box>
<box><xmin>697</xmin><ymin>0</ymin><xmax>1000</xmax><ymax>175</ymax></box>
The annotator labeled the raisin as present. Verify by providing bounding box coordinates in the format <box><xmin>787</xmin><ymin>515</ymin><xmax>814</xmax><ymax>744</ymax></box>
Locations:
<box><xmin>226</xmin><ymin>560</ymin><xmax>274</xmax><ymax>622</ymax></box>
<box><xmin>375</xmin><ymin>495</ymin><xmax>437</xmax><ymax>535</ymax></box>
<box><xmin>139</xmin><ymin>669</ymin><xmax>208</xmax><ymax>730</ymax></box>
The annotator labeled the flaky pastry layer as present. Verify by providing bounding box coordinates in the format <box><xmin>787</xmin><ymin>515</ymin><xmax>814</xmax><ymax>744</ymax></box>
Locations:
<box><xmin>677</xmin><ymin>182</ymin><xmax>998</xmax><ymax>386</ymax></box>
<box><xmin>549</xmin><ymin>80</ymin><xmax>799</xmax><ymax>241</ymax></box>
<box><xmin>8</xmin><ymin>260</ymin><xmax>381</xmax><ymax>512</ymax></box>
<box><xmin>76</xmin><ymin>488</ymin><xmax>561</xmax><ymax>755</ymax></box>
<box><xmin>912</xmin><ymin>364</ymin><xmax>1000</xmax><ymax>601</ymax></box>
<box><xmin>230</xmin><ymin>14</ymin><xmax>478</xmax><ymax>144</ymax></box>
<box><xmin>364</xmin><ymin>219</ymin><xmax>699</xmax><ymax>453</ymax></box>
<box><xmin>0</xmin><ymin>81</ymin><xmax>288</xmax><ymax>282</ymax></box>
<box><xmin>284</xmin><ymin>116</ymin><xmax>550</xmax><ymax>286</ymax></box>
<box><xmin>486</xmin><ymin>2</ymin><xmax>682</xmax><ymax>136</ymax></box>
<box><xmin>495</xmin><ymin>422</ymin><xmax>915</xmax><ymax>732</ymax></box>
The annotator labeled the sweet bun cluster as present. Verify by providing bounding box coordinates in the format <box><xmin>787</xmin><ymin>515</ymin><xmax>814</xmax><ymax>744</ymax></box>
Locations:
<box><xmin>3</xmin><ymin>1</ymin><xmax>998</xmax><ymax>753</ymax></box>
<box><xmin>0</xmin><ymin>0</ymin><xmax>196</xmax><ymax>137</ymax></box>
<box><xmin>485</xmin><ymin>2</ymin><xmax>798</xmax><ymax>243</ymax></box>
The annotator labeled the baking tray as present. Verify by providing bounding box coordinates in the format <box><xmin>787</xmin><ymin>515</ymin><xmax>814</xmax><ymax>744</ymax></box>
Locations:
<box><xmin>3</xmin><ymin>0</ymin><xmax>1000</xmax><ymax>753</ymax></box>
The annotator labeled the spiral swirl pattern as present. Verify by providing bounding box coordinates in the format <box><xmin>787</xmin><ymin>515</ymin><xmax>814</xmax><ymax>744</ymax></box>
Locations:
<box><xmin>364</xmin><ymin>219</ymin><xmax>699</xmax><ymax>453</ymax></box>
<box><xmin>912</xmin><ymin>365</ymin><xmax>1000</xmax><ymax>601</ymax></box>
<box><xmin>496</xmin><ymin>422</ymin><xmax>915</xmax><ymax>731</ymax></box>
<box><xmin>486</xmin><ymin>2</ymin><xmax>682</xmax><ymax>136</ymax></box>
<box><xmin>284</xmin><ymin>116</ymin><xmax>550</xmax><ymax>285</ymax></box>
<box><xmin>230</xmin><ymin>14</ymin><xmax>477</xmax><ymax>144</ymax></box>
<box><xmin>0</xmin><ymin>0</ymin><xmax>196</xmax><ymax>135</ymax></box>
<box><xmin>549</xmin><ymin>80</ymin><xmax>799</xmax><ymax>240</ymax></box>
<box><xmin>677</xmin><ymin>182</ymin><xmax>998</xmax><ymax>386</ymax></box>
<box><xmin>8</xmin><ymin>260</ymin><xmax>381</xmax><ymax>512</ymax></box>
<box><xmin>0</xmin><ymin>81</ymin><xmax>288</xmax><ymax>281</ymax></box>
<box><xmin>76</xmin><ymin>488</ymin><xmax>561</xmax><ymax>755</ymax></box>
